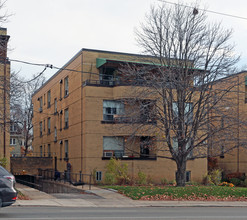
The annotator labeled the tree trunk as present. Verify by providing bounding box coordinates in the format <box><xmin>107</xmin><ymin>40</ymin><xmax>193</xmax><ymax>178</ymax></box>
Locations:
<box><xmin>176</xmin><ymin>158</ymin><xmax>186</xmax><ymax>187</ymax></box>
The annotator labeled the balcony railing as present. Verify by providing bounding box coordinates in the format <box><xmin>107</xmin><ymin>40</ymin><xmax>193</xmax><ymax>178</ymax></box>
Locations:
<box><xmin>102</xmin><ymin>115</ymin><xmax>156</xmax><ymax>124</ymax></box>
<box><xmin>102</xmin><ymin>151</ymin><xmax>157</xmax><ymax>160</ymax></box>
<box><xmin>83</xmin><ymin>79</ymin><xmax>148</xmax><ymax>87</ymax></box>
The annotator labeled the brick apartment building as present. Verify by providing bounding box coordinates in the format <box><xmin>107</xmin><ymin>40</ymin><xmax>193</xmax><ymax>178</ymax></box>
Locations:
<box><xmin>32</xmin><ymin>49</ymin><xmax>207</xmax><ymax>183</ymax></box>
<box><xmin>0</xmin><ymin>28</ymin><xmax>10</xmax><ymax>167</ymax></box>
<box><xmin>211</xmin><ymin>71</ymin><xmax>247</xmax><ymax>176</ymax></box>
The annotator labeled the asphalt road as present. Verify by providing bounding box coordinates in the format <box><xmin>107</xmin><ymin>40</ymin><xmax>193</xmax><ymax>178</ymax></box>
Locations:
<box><xmin>1</xmin><ymin>207</ymin><xmax>247</xmax><ymax>219</ymax></box>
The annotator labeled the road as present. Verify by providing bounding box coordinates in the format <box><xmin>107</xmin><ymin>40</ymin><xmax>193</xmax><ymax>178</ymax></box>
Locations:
<box><xmin>1</xmin><ymin>206</ymin><xmax>247</xmax><ymax>219</ymax></box>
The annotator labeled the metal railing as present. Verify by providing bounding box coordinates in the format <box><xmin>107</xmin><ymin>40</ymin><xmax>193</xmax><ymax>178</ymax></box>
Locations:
<box><xmin>38</xmin><ymin>169</ymin><xmax>93</xmax><ymax>190</ymax></box>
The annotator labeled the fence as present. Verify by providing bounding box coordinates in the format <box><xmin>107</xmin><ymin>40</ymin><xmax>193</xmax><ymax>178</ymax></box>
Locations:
<box><xmin>15</xmin><ymin>169</ymin><xmax>93</xmax><ymax>193</ymax></box>
<box><xmin>38</xmin><ymin>169</ymin><xmax>93</xmax><ymax>190</ymax></box>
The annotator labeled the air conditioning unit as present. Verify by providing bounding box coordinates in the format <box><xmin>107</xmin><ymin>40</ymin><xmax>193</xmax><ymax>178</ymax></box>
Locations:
<box><xmin>103</xmin><ymin>151</ymin><xmax>113</xmax><ymax>157</ymax></box>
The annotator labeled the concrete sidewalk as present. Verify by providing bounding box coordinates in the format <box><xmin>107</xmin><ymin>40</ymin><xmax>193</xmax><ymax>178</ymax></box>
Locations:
<box><xmin>14</xmin><ymin>183</ymin><xmax>247</xmax><ymax>208</ymax></box>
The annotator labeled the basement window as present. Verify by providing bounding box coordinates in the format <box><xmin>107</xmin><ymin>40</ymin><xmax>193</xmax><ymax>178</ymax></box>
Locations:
<box><xmin>96</xmin><ymin>171</ymin><xmax>102</xmax><ymax>181</ymax></box>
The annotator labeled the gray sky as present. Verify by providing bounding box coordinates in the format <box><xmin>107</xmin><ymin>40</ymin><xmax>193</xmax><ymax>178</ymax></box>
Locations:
<box><xmin>4</xmin><ymin>0</ymin><xmax>247</xmax><ymax>80</ymax></box>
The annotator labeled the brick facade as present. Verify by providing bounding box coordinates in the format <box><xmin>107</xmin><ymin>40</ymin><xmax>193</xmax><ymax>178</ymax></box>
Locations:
<box><xmin>32</xmin><ymin>49</ymin><xmax>207</xmax><ymax>183</ymax></box>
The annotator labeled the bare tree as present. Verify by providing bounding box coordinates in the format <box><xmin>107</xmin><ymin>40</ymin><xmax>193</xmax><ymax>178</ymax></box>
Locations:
<box><xmin>10</xmin><ymin>72</ymin><xmax>45</xmax><ymax>155</ymax></box>
<box><xmin>118</xmin><ymin>2</ymin><xmax>244</xmax><ymax>186</ymax></box>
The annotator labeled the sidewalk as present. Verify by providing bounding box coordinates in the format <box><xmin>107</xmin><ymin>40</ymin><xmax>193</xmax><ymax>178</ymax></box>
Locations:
<box><xmin>14</xmin><ymin>183</ymin><xmax>247</xmax><ymax>207</ymax></box>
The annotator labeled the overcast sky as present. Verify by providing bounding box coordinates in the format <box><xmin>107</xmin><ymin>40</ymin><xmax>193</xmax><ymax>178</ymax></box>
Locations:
<box><xmin>4</xmin><ymin>0</ymin><xmax>247</xmax><ymax>80</ymax></box>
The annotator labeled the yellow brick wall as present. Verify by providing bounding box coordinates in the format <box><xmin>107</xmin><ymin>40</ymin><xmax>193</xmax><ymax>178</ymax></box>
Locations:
<box><xmin>213</xmin><ymin>72</ymin><xmax>247</xmax><ymax>175</ymax></box>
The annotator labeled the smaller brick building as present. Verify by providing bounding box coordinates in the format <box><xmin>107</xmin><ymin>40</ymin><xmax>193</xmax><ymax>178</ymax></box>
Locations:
<box><xmin>212</xmin><ymin>71</ymin><xmax>247</xmax><ymax>176</ymax></box>
<box><xmin>0</xmin><ymin>28</ymin><xmax>10</xmax><ymax>170</ymax></box>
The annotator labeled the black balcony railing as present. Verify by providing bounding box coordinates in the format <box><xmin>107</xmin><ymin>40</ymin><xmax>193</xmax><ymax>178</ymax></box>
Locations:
<box><xmin>82</xmin><ymin>78</ymin><xmax>149</xmax><ymax>87</ymax></box>
<box><xmin>102</xmin><ymin>152</ymin><xmax>157</xmax><ymax>160</ymax></box>
<box><xmin>102</xmin><ymin>115</ymin><xmax>156</xmax><ymax>124</ymax></box>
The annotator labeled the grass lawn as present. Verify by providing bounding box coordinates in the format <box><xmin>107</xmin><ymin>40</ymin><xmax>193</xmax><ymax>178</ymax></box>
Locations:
<box><xmin>106</xmin><ymin>185</ymin><xmax>247</xmax><ymax>201</ymax></box>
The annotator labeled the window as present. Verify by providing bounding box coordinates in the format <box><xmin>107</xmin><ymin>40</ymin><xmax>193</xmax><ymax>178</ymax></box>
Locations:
<box><xmin>103</xmin><ymin>136</ymin><xmax>124</xmax><ymax>158</ymax></box>
<box><xmin>140</xmin><ymin>100</ymin><xmax>155</xmax><ymax>123</ymax></box>
<box><xmin>40</xmin><ymin>122</ymin><xmax>43</xmax><ymax>136</ymax></box>
<box><xmin>43</xmin><ymin>120</ymin><xmax>45</xmax><ymax>132</ymax></box>
<box><xmin>54</xmin><ymin>98</ymin><xmax>57</xmax><ymax>114</ymax></box>
<box><xmin>54</xmin><ymin>127</ymin><xmax>57</xmax><ymax>142</ymax></box>
<box><xmin>140</xmin><ymin>136</ymin><xmax>152</xmax><ymax>157</ymax></box>
<box><xmin>47</xmin><ymin>90</ymin><xmax>51</xmax><ymax>108</ymax></box>
<box><xmin>64</xmin><ymin>76</ymin><xmax>69</xmax><ymax>97</ymax></box>
<box><xmin>60</xmin><ymin>141</ymin><xmax>63</xmax><ymax>160</ymax></box>
<box><xmin>64</xmin><ymin>108</ymin><xmax>69</xmax><ymax>129</ymax></box>
<box><xmin>96</xmin><ymin>171</ymin><xmax>102</xmax><ymax>181</ymax></box>
<box><xmin>64</xmin><ymin>140</ymin><xmax>68</xmax><ymax>159</ymax></box>
<box><xmin>99</xmin><ymin>66</ymin><xmax>119</xmax><ymax>86</ymax></box>
<box><xmin>60</xmin><ymin>79</ymin><xmax>63</xmax><ymax>100</ymax></box>
<box><xmin>10</xmin><ymin>138</ymin><xmax>16</xmax><ymax>145</ymax></box>
<box><xmin>172</xmin><ymin>137</ymin><xmax>193</xmax><ymax>158</ymax></box>
<box><xmin>220</xmin><ymin>146</ymin><xmax>225</xmax><ymax>158</ymax></box>
<box><xmin>10</xmin><ymin>124</ymin><xmax>17</xmax><ymax>132</ymax></box>
<box><xmin>39</xmin><ymin>96</ymin><xmax>43</xmax><ymax>112</ymax></box>
<box><xmin>221</xmin><ymin>117</ymin><xmax>224</xmax><ymax>128</ymax></box>
<box><xmin>48</xmin><ymin>144</ymin><xmax>51</xmax><ymax>157</ymax></box>
<box><xmin>47</xmin><ymin>117</ymin><xmax>51</xmax><ymax>134</ymax></box>
<box><xmin>172</xmin><ymin>102</ymin><xmax>193</xmax><ymax>124</ymax></box>
<box><xmin>103</xmin><ymin>100</ymin><xmax>124</xmax><ymax>121</ymax></box>
<box><xmin>60</xmin><ymin>111</ymin><xmax>63</xmax><ymax>130</ymax></box>
<box><xmin>40</xmin><ymin>146</ymin><xmax>43</xmax><ymax>157</ymax></box>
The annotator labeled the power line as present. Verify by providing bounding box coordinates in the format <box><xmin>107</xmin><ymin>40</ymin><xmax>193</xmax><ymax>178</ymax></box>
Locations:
<box><xmin>9</xmin><ymin>58</ymin><xmax>99</xmax><ymax>76</ymax></box>
<box><xmin>158</xmin><ymin>0</ymin><xmax>247</xmax><ymax>20</ymax></box>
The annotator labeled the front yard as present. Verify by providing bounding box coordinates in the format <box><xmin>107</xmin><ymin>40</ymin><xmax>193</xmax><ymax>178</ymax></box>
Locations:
<box><xmin>107</xmin><ymin>185</ymin><xmax>247</xmax><ymax>201</ymax></box>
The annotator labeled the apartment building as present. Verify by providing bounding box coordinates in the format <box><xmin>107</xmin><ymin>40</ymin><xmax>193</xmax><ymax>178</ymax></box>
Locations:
<box><xmin>32</xmin><ymin>49</ymin><xmax>207</xmax><ymax>183</ymax></box>
<box><xmin>0</xmin><ymin>28</ymin><xmax>10</xmax><ymax>166</ymax></box>
<box><xmin>211</xmin><ymin>71</ymin><xmax>247</xmax><ymax>175</ymax></box>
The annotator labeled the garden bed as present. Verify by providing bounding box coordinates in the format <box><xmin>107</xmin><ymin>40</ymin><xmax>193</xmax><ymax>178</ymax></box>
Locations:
<box><xmin>106</xmin><ymin>185</ymin><xmax>247</xmax><ymax>201</ymax></box>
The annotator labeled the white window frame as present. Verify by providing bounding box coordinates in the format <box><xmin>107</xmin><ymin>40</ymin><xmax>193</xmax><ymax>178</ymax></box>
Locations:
<box><xmin>47</xmin><ymin>117</ymin><xmax>51</xmax><ymax>134</ymax></box>
<box><xmin>64</xmin><ymin>76</ymin><xmax>69</xmax><ymax>97</ymax></box>
<box><xmin>64</xmin><ymin>108</ymin><xmax>69</xmax><ymax>129</ymax></box>
<box><xmin>103</xmin><ymin>100</ymin><xmax>124</xmax><ymax>121</ymax></box>
<box><xmin>47</xmin><ymin>90</ymin><xmax>51</xmax><ymax>108</ymax></box>
<box><xmin>64</xmin><ymin>140</ymin><xmax>68</xmax><ymax>159</ymax></box>
<box><xmin>103</xmin><ymin>136</ymin><xmax>124</xmax><ymax>158</ymax></box>
<box><xmin>54</xmin><ymin>127</ymin><xmax>57</xmax><ymax>142</ymax></box>
<box><xmin>172</xmin><ymin>102</ymin><xmax>193</xmax><ymax>124</ymax></box>
<box><xmin>54</xmin><ymin>98</ymin><xmax>57</xmax><ymax>113</ymax></box>
<box><xmin>40</xmin><ymin>122</ymin><xmax>43</xmax><ymax>136</ymax></box>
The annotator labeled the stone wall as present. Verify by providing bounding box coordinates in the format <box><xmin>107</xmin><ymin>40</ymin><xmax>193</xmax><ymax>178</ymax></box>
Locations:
<box><xmin>10</xmin><ymin>157</ymin><xmax>53</xmax><ymax>175</ymax></box>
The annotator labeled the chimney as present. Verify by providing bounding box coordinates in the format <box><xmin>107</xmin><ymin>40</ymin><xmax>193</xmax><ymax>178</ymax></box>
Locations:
<box><xmin>0</xmin><ymin>27</ymin><xmax>10</xmax><ymax>61</ymax></box>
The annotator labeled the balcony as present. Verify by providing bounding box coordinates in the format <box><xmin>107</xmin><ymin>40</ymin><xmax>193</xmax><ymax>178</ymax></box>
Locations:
<box><xmin>102</xmin><ymin>114</ymin><xmax>156</xmax><ymax>124</ymax></box>
<box><xmin>83</xmin><ymin>78</ymin><xmax>148</xmax><ymax>87</ymax></box>
<box><xmin>102</xmin><ymin>151</ymin><xmax>157</xmax><ymax>160</ymax></box>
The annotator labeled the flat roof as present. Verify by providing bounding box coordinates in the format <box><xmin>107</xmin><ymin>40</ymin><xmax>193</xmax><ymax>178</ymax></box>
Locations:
<box><xmin>32</xmin><ymin>48</ymin><xmax>194</xmax><ymax>96</ymax></box>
